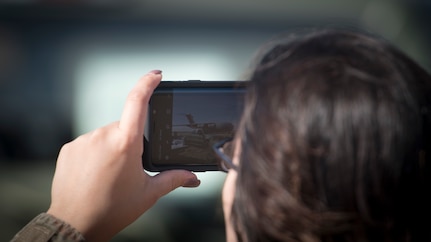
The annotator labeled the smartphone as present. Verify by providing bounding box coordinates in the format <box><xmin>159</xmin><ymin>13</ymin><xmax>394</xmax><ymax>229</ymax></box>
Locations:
<box><xmin>143</xmin><ymin>81</ymin><xmax>247</xmax><ymax>172</ymax></box>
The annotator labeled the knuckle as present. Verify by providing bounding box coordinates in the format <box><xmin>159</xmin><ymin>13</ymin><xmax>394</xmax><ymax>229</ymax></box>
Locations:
<box><xmin>117</xmin><ymin>136</ymin><xmax>133</xmax><ymax>152</ymax></box>
<box><xmin>58</xmin><ymin>142</ymin><xmax>71</xmax><ymax>156</ymax></box>
<box><xmin>127</xmin><ymin>89</ymin><xmax>149</xmax><ymax>103</ymax></box>
<box><xmin>117</xmin><ymin>135</ymin><xmax>142</xmax><ymax>155</ymax></box>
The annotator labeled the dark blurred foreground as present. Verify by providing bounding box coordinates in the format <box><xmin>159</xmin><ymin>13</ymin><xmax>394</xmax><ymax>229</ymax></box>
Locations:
<box><xmin>0</xmin><ymin>161</ymin><xmax>226</xmax><ymax>242</ymax></box>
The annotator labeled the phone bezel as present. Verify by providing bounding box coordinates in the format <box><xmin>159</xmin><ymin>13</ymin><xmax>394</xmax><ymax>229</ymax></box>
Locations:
<box><xmin>143</xmin><ymin>80</ymin><xmax>247</xmax><ymax>172</ymax></box>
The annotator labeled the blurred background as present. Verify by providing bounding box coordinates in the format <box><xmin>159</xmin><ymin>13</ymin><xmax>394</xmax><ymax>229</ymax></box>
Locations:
<box><xmin>0</xmin><ymin>0</ymin><xmax>430</xmax><ymax>241</ymax></box>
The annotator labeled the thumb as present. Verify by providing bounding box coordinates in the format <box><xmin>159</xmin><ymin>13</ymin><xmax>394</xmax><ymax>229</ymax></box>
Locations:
<box><xmin>150</xmin><ymin>170</ymin><xmax>201</xmax><ymax>198</ymax></box>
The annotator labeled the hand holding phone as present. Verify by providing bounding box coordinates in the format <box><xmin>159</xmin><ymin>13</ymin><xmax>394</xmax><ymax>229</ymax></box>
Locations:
<box><xmin>47</xmin><ymin>72</ymin><xmax>200</xmax><ymax>241</ymax></box>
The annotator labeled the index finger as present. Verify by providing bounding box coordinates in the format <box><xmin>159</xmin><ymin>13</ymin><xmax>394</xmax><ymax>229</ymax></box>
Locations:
<box><xmin>119</xmin><ymin>70</ymin><xmax>162</xmax><ymax>137</ymax></box>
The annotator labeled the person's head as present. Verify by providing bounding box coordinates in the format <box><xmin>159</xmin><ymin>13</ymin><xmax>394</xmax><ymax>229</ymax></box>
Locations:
<box><xmin>223</xmin><ymin>28</ymin><xmax>431</xmax><ymax>242</ymax></box>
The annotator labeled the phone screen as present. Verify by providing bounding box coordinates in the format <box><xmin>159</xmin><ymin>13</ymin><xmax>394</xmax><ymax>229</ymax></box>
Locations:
<box><xmin>143</xmin><ymin>81</ymin><xmax>246</xmax><ymax>171</ymax></box>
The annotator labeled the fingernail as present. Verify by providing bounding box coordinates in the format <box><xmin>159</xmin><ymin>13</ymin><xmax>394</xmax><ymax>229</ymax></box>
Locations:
<box><xmin>149</xmin><ymin>70</ymin><xmax>162</xmax><ymax>75</ymax></box>
<box><xmin>183</xmin><ymin>178</ymin><xmax>201</xmax><ymax>188</ymax></box>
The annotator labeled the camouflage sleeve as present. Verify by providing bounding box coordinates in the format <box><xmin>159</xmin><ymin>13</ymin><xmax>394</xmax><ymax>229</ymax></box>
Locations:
<box><xmin>11</xmin><ymin>213</ymin><xmax>86</xmax><ymax>242</ymax></box>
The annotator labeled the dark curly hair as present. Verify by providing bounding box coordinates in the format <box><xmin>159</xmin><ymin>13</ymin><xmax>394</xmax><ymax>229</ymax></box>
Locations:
<box><xmin>232</xmin><ymin>29</ymin><xmax>431</xmax><ymax>242</ymax></box>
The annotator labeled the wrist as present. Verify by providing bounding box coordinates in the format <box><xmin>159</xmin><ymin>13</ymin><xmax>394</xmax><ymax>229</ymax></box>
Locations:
<box><xmin>13</xmin><ymin>213</ymin><xmax>86</xmax><ymax>242</ymax></box>
<box><xmin>47</xmin><ymin>207</ymin><xmax>115</xmax><ymax>242</ymax></box>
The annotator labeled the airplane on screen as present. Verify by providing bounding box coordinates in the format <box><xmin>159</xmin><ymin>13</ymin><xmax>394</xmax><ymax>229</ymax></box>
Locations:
<box><xmin>173</xmin><ymin>113</ymin><xmax>234</xmax><ymax>135</ymax></box>
<box><xmin>185</xmin><ymin>113</ymin><xmax>234</xmax><ymax>134</ymax></box>
<box><xmin>171</xmin><ymin>113</ymin><xmax>235</xmax><ymax>149</ymax></box>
